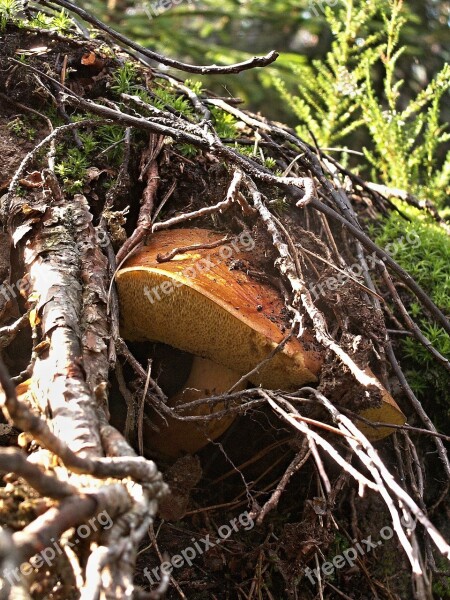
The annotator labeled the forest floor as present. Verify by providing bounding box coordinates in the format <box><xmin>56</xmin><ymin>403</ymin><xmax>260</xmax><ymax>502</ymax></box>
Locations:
<box><xmin>0</xmin><ymin>13</ymin><xmax>449</xmax><ymax>600</ymax></box>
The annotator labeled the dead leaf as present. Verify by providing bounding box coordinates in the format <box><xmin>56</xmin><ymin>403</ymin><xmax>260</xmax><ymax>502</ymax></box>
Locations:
<box><xmin>19</xmin><ymin>171</ymin><xmax>43</xmax><ymax>189</ymax></box>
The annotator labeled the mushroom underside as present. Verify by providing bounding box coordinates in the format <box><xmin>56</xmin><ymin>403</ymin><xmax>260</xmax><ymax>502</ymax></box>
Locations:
<box><xmin>143</xmin><ymin>356</ymin><xmax>245</xmax><ymax>457</ymax></box>
<box><xmin>117</xmin><ymin>268</ymin><xmax>319</xmax><ymax>390</ymax></box>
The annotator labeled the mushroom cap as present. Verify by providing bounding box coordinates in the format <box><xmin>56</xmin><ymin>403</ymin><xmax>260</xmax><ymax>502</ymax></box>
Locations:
<box><xmin>356</xmin><ymin>367</ymin><xmax>406</xmax><ymax>440</ymax></box>
<box><xmin>116</xmin><ymin>228</ymin><xmax>323</xmax><ymax>390</ymax></box>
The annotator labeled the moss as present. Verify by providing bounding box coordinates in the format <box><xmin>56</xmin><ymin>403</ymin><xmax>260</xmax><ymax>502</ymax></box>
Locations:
<box><xmin>432</xmin><ymin>557</ymin><xmax>450</xmax><ymax>597</ymax></box>
<box><xmin>26</xmin><ymin>9</ymin><xmax>73</xmax><ymax>33</ymax></box>
<box><xmin>7</xmin><ymin>115</ymin><xmax>36</xmax><ymax>141</ymax></box>
<box><xmin>151</xmin><ymin>84</ymin><xmax>196</xmax><ymax>119</ymax></box>
<box><xmin>110</xmin><ymin>62</ymin><xmax>139</xmax><ymax>95</ymax></box>
<box><xmin>0</xmin><ymin>0</ymin><xmax>23</xmax><ymax>30</ymax></box>
<box><xmin>211</xmin><ymin>106</ymin><xmax>238</xmax><ymax>139</ymax></box>
<box><xmin>177</xmin><ymin>143</ymin><xmax>198</xmax><ymax>158</ymax></box>
<box><xmin>373</xmin><ymin>203</ymin><xmax>450</xmax><ymax>412</ymax></box>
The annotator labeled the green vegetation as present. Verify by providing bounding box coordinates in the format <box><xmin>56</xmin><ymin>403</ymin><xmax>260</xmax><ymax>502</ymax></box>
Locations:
<box><xmin>54</xmin><ymin>126</ymin><xmax>128</xmax><ymax>194</ymax></box>
<box><xmin>272</xmin><ymin>0</ymin><xmax>450</xmax><ymax>412</ymax></box>
<box><xmin>272</xmin><ymin>0</ymin><xmax>450</xmax><ymax>208</ymax></box>
<box><xmin>111</xmin><ymin>62</ymin><xmax>139</xmax><ymax>95</ymax></box>
<box><xmin>0</xmin><ymin>0</ymin><xmax>73</xmax><ymax>33</ymax></box>
<box><xmin>375</xmin><ymin>206</ymin><xmax>450</xmax><ymax>314</ymax></box>
<box><xmin>210</xmin><ymin>106</ymin><xmax>238</xmax><ymax>138</ymax></box>
<box><xmin>7</xmin><ymin>116</ymin><xmax>36</xmax><ymax>141</ymax></box>
<box><xmin>79</xmin><ymin>0</ymin><xmax>449</xmax><ymax>127</ymax></box>
<box><xmin>151</xmin><ymin>85</ymin><xmax>196</xmax><ymax>118</ymax></box>
<box><xmin>432</xmin><ymin>557</ymin><xmax>450</xmax><ymax>596</ymax></box>
<box><xmin>375</xmin><ymin>206</ymin><xmax>450</xmax><ymax>411</ymax></box>
<box><xmin>27</xmin><ymin>8</ymin><xmax>73</xmax><ymax>32</ymax></box>
<box><xmin>55</xmin><ymin>147</ymin><xmax>90</xmax><ymax>194</ymax></box>
<box><xmin>0</xmin><ymin>0</ymin><xmax>22</xmax><ymax>30</ymax></box>
<box><xmin>97</xmin><ymin>125</ymin><xmax>126</xmax><ymax>163</ymax></box>
<box><xmin>271</xmin><ymin>0</ymin><xmax>377</xmax><ymax>147</ymax></box>
<box><xmin>176</xmin><ymin>143</ymin><xmax>198</xmax><ymax>158</ymax></box>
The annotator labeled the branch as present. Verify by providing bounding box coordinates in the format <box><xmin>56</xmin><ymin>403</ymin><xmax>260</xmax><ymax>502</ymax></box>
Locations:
<box><xmin>40</xmin><ymin>0</ymin><xmax>278</xmax><ymax>74</ymax></box>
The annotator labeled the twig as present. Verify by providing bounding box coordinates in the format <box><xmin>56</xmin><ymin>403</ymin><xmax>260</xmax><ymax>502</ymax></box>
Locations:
<box><xmin>384</xmin><ymin>341</ymin><xmax>450</xmax><ymax>490</ymax></box>
<box><xmin>338</xmin><ymin>408</ymin><xmax>450</xmax><ymax>443</ymax></box>
<box><xmin>381</xmin><ymin>266</ymin><xmax>450</xmax><ymax>372</ymax></box>
<box><xmin>14</xmin><ymin>61</ymin><xmax>446</xmax><ymax>337</ymax></box>
<box><xmin>156</xmin><ymin>73</ymin><xmax>212</xmax><ymax>122</ymax></box>
<box><xmin>0</xmin><ymin>357</ymin><xmax>166</xmax><ymax>484</ymax></box>
<box><xmin>365</xmin><ymin>182</ymin><xmax>450</xmax><ymax>235</ymax></box>
<box><xmin>0</xmin><ymin>447</ymin><xmax>76</xmax><ymax>498</ymax></box>
<box><xmin>115</xmin><ymin>139</ymin><xmax>162</xmax><ymax>265</ymax></box>
<box><xmin>41</xmin><ymin>0</ymin><xmax>279</xmax><ymax>75</ymax></box>
<box><xmin>307</xmin><ymin>197</ymin><xmax>450</xmax><ymax>336</ymax></box>
<box><xmin>229</xmin><ymin>334</ymin><xmax>295</xmax><ymax>392</ymax></box>
<box><xmin>0</xmin><ymin>312</ymin><xmax>30</xmax><ymax>350</ymax></box>
<box><xmin>156</xmin><ymin>236</ymin><xmax>230</xmax><ymax>262</ymax></box>
<box><xmin>255</xmin><ymin>438</ymin><xmax>311</xmax><ymax>523</ymax></box>
<box><xmin>263</xmin><ymin>392</ymin><xmax>377</xmax><ymax>491</ymax></box>
<box><xmin>152</xmin><ymin>169</ymin><xmax>245</xmax><ymax>231</ymax></box>
<box><xmin>303</xmin><ymin>387</ymin><xmax>450</xmax><ymax>562</ymax></box>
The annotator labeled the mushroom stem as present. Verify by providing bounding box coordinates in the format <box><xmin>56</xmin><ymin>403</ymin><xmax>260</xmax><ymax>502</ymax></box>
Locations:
<box><xmin>144</xmin><ymin>356</ymin><xmax>245</xmax><ymax>457</ymax></box>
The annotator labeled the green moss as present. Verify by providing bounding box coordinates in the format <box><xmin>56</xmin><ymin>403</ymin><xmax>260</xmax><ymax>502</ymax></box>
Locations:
<box><xmin>55</xmin><ymin>147</ymin><xmax>89</xmax><ymax>194</ymax></box>
<box><xmin>54</xmin><ymin>125</ymin><xmax>125</xmax><ymax>194</ymax></box>
<box><xmin>233</xmin><ymin>143</ymin><xmax>255</xmax><ymax>157</ymax></box>
<box><xmin>0</xmin><ymin>0</ymin><xmax>23</xmax><ymax>30</ymax></box>
<box><xmin>111</xmin><ymin>62</ymin><xmax>139</xmax><ymax>95</ymax></box>
<box><xmin>50</xmin><ymin>122</ymin><xmax>122</xmax><ymax>195</ymax></box>
<box><xmin>28</xmin><ymin>9</ymin><xmax>72</xmax><ymax>33</ymax></box>
<box><xmin>432</xmin><ymin>557</ymin><xmax>450</xmax><ymax>597</ymax></box>
<box><xmin>211</xmin><ymin>107</ymin><xmax>238</xmax><ymax>139</ymax></box>
<box><xmin>264</xmin><ymin>156</ymin><xmax>277</xmax><ymax>170</ymax></box>
<box><xmin>7</xmin><ymin>116</ymin><xmax>36</xmax><ymax>141</ymax></box>
<box><xmin>96</xmin><ymin>125</ymin><xmax>125</xmax><ymax>164</ymax></box>
<box><xmin>374</xmin><ymin>205</ymin><xmax>450</xmax><ymax>312</ymax></box>
<box><xmin>374</xmin><ymin>204</ymin><xmax>450</xmax><ymax>411</ymax></box>
<box><xmin>183</xmin><ymin>79</ymin><xmax>204</xmax><ymax>96</ymax></box>
<box><xmin>151</xmin><ymin>85</ymin><xmax>195</xmax><ymax>119</ymax></box>
<box><xmin>176</xmin><ymin>144</ymin><xmax>198</xmax><ymax>158</ymax></box>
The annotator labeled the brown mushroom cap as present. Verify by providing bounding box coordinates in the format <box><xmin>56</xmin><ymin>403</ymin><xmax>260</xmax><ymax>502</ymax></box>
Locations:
<box><xmin>356</xmin><ymin>367</ymin><xmax>406</xmax><ymax>440</ymax></box>
<box><xmin>116</xmin><ymin>228</ymin><xmax>323</xmax><ymax>390</ymax></box>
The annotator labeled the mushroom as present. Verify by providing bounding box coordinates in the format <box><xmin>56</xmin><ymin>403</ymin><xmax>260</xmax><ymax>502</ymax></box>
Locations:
<box><xmin>140</xmin><ymin>355</ymin><xmax>246</xmax><ymax>457</ymax></box>
<box><xmin>356</xmin><ymin>368</ymin><xmax>406</xmax><ymax>441</ymax></box>
<box><xmin>116</xmin><ymin>228</ymin><xmax>405</xmax><ymax>456</ymax></box>
<box><xmin>117</xmin><ymin>229</ymin><xmax>322</xmax><ymax>387</ymax></box>
<box><xmin>116</xmin><ymin>228</ymin><xmax>322</xmax><ymax>456</ymax></box>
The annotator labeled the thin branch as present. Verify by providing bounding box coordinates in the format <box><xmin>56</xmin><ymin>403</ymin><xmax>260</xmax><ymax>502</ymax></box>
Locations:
<box><xmin>0</xmin><ymin>447</ymin><xmax>76</xmax><ymax>498</ymax></box>
<box><xmin>40</xmin><ymin>0</ymin><xmax>279</xmax><ymax>74</ymax></box>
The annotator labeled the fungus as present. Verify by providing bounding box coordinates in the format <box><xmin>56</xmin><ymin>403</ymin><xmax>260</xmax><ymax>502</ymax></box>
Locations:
<box><xmin>116</xmin><ymin>228</ymin><xmax>405</xmax><ymax>455</ymax></box>
<box><xmin>116</xmin><ymin>228</ymin><xmax>322</xmax><ymax>456</ymax></box>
